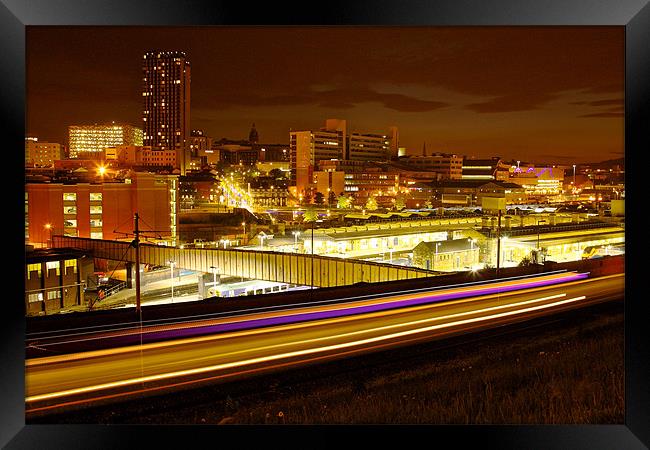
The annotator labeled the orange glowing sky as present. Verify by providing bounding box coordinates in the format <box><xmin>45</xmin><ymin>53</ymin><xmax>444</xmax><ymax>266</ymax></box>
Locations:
<box><xmin>27</xmin><ymin>27</ymin><xmax>623</xmax><ymax>163</ymax></box>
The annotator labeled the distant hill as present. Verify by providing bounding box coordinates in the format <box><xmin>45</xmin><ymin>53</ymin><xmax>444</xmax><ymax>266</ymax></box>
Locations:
<box><xmin>590</xmin><ymin>157</ymin><xmax>624</xmax><ymax>168</ymax></box>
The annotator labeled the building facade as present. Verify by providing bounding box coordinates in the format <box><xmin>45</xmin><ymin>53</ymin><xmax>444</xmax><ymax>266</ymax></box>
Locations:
<box><xmin>508</xmin><ymin>165</ymin><xmax>565</xmax><ymax>198</ymax></box>
<box><xmin>25</xmin><ymin>248</ymin><xmax>94</xmax><ymax>315</ymax></box>
<box><xmin>461</xmin><ymin>157</ymin><xmax>510</xmax><ymax>181</ymax></box>
<box><xmin>142</xmin><ymin>51</ymin><xmax>191</xmax><ymax>174</ymax></box>
<box><xmin>25</xmin><ymin>138</ymin><xmax>64</xmax><ymax>167</ymax></box>
<box><xmin>25</xmin><ymin>172</ymin><xmax>179</xmax><ymax>246</ymax></box>
<box><xmin>412</xmin><ymin>239</ymin><xmax>479</xmax><ymax>272</ymax></box>
<box><xmin>290</xmin><ymin>119</ymin><xmax>394</xmax><ymax>195</ymax></box>
<box><xmin>107</xmin><ymin>145</ymin><xmax>178</xmax><ymax>167</ymax></box>
<box><xmin>397</xmin><ymin>154</ymin><xmax>464</xmax><ymax>180</ymax></box>
<box><xmin>68</xmin><ymin>124</ymin><xmax>143</xmax><ymax>159</ymax></box>
<box><xmin>347</xmin><ymin>132</ymin><xmax>391</xmax><ymax>161</ymax></box>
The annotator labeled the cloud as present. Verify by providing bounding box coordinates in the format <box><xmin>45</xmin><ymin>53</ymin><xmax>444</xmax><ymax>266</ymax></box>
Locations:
<box><xmin>571</xmin><ymin>98</ymin><xmax>623</xmax><ymax>107</ymax></box>
<box><xmin>465</xmin><ymin>93</ymin><xmax>557</xmax><ymax>113</ymax></box>
<box><xmin>208</xmin><ymin>86</ymin><xmax>449</xmax><ymax>113</ymax></box>
<box><xmin>578</xmin><ymin>112</ymin><xmax>624</xmax><ymax>118</ymax></box>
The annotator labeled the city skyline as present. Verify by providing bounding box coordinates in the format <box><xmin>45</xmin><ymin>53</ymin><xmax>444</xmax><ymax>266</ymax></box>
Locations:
<box><xmin>27</xmin><ymin>27</ymin><xmax>623</xmax><ymax>163</ymax></box>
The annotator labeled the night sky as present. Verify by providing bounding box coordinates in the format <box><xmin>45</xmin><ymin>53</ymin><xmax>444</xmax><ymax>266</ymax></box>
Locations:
<box><xmin>27</xmin><ymin>26</ymin><xmax>623</xmax><ymax>163</ymax></box>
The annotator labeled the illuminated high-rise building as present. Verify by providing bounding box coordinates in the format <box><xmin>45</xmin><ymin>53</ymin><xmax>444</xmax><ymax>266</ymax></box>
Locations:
<box><xmin>289</xmin><ymin>119</ymin><xmax>393</xmax><ymax>195</ymax></box>
<box><xmin>68</xmin><ymin>124</ymin><xmax>142</xmax><ymax>159</ymax></box>
<box><xmin>142</xmin><ymin>51</ymin><xmax>191</xmax><ymax>174</ymax></box>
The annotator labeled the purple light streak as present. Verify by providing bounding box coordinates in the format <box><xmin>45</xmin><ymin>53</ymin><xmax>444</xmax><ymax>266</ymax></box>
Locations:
<box><xmin>147</xmin><ymin>272</ymin><xmax>588</xmax><ymax>342</ymax></box>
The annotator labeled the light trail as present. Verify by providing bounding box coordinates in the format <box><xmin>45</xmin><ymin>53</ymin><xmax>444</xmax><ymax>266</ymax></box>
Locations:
<box><xmin>28</xmin><ymin>291</ymin><xmax>569</xmax><ymax>367</ymax></box>
<box><xmin>26</xmin><ymin>293</ymin><xmax>585</xmax><ymax>403</ymax></box>
<box><xmin>25</xmin><ymin>273</ymin><xmax>623</xmax><ymax>414</ymax></box>
<box><xmin>27</xmin><ymin>271</ymin><xmax>587</xmax><ymax>350</ymax></box>
<box><xmin>26</xmin><ymin>270</ymin><xmax>575</xmax><ymax>338</ymax></box>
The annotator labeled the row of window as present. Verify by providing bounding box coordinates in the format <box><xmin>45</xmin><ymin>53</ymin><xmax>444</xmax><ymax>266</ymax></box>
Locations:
<box><xmin>27</xmin><ymin>290</ymin><xmax>62</xmax><ymax>303</ymax></box>
<box><xmin>63</xmin><ymin>219</ymin><xmax>103</xmax><ymax>228</ymax></box>
<box><xmin>26</xmin><ymin>259</ymin><xmax>77</xmax><ymax>279</ymax></box>
<box><xmin>63</xmin><ymin>192</ymin><xmax>103</xmax><ymax>201</ymax></box>
<box><xmin>64</xmin><ymin>206</ymin><xmax>103</xmax><ymax>215</ymax></box>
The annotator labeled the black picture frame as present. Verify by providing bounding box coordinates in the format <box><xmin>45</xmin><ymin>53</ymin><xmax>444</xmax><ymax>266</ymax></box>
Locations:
<box><xmin>3</xmin><ymin>0</ymin><xmax>648</xmax><ymax>448</ymax></box>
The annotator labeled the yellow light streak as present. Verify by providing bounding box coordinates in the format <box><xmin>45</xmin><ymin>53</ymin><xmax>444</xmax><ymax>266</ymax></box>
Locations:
<box><xmin>26</xmin><ymin>293</ymin><xmax>587</xmax><ymax>403</ymax></box>
<box><xmin>28</xmin><ymin>272</ymin><xmax>581</xmax><ymax>349</ymax></box>
<box><xmin>27</xmin><ymin>274</ymin><xmax>585</xmax><ymax>366</ymax></box>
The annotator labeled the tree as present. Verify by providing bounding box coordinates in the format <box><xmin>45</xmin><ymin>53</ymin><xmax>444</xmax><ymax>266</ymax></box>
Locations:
<box><xmin>303</xmin><ymin>206</ymin><xmax>317</xmax><ymax>222</ymax></box>
<box><xmin>518</xmin><ymin>256</ymin><xmax>532</xmax><ymax>266</ymax></box>
<box><xmin>269</xmin><ymin>168</ymin><xmax>284</xmax><ymax>179</ymax></box>
<box><xmin>394</xmin><ymin>195</ymin><xmax>406</xmax><ymax>211</ymax></box>
<box><xmin>328</xmin><ymin>191</ymin><xmax>337</xmax><ymax>206</ymax></box>
<box><xmin>365</xmin><ymin>196</ymin><xmax>378</xmax><ymax>211</ymax></box>
<box><xmin>314</xmin><ymin>192</ymin><xmax>325</xmax><ymax>205</ymax></box>
<box><xmin>337</xmin><ymin>195</ymin><xmax>352</xmax><ymax>209</ymax></box>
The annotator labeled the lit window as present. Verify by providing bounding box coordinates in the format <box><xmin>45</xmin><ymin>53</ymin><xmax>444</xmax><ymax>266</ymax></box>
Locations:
<box><xmin>46</xmin><ymin>260</ymin><xmax>60</xmax><ymax>276</ymax></box>
<box><xmin>27</xmin><ymin>263</ymin><xmax>41</xmax><ymax>279</ymax></box>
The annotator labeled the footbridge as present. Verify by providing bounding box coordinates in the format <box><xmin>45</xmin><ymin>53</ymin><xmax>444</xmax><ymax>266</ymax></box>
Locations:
<box><xmin>52</xmin><ymin>236</ymin><xmax>437</xmax><ymax>288</ymax></box>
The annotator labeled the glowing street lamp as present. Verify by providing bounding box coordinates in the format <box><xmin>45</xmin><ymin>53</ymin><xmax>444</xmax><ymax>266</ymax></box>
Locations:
<box><xmin>44</xmin><ymin>223</ymin><xmax>52</xmax><ymax>248</ymax></box>
<box><xmin>573</xmin><ymin>164</ymin><xmax>577</xmax><ymax>186</ymax></box>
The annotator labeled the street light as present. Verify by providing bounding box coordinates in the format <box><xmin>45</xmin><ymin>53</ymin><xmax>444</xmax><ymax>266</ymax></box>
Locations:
<box><xmin>573</xmin><ymin>164</ymin><xmax>577</xmax><ymax>186</ymax></box>
<box><xmin>44</xmin><ymin>223</ymin><xmax>52</xmax><ymax>248</ymax></box>
<box><xmin>242</xmin><ymin>222</ymin><xmax>246</xmax><ymax>244</ymax></box>
<box><xmin>169</xmin><ymin>260</ymin><xmax>176</xmax><ymax>303</ymax></box>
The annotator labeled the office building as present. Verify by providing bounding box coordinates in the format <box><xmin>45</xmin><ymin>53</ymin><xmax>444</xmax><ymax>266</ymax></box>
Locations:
<box><xmin>25</xmin><ymin>138</ymin><xmax>64</xmax><ymax>167</ymax></box>
<box><xmin>25</xmin><ymin>172</ymin><xmax>178</xmax><ymax>247</ymax></box>
<box><xmin>290</xmin><ymin>119</ymin><xmax>393</xmax><ymax>195</ymax></box>
<box><xmin>461</xmin><ymin>157</ymin><xmax>510</xmax><ymax>181</ymax></box>
<box><xmin>68</xmin><ymin>124</ymin><xmax>143</xmax><ymax>159</ymax></box>
<box><xmin>348</xmin><ymin>132</ymin><xmax>391</xmax><ymax>161</ymax></box>
<box><xmin>142</xmin><ymin>51</ymin><xmax>191</xmax><ymax>174</ymax></box>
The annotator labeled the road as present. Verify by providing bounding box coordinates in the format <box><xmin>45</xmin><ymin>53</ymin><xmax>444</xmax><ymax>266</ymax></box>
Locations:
<box><xmin>25</xmin><ymin>272</ymin><xmax>623</xmax><ymax>416</ymax></box>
